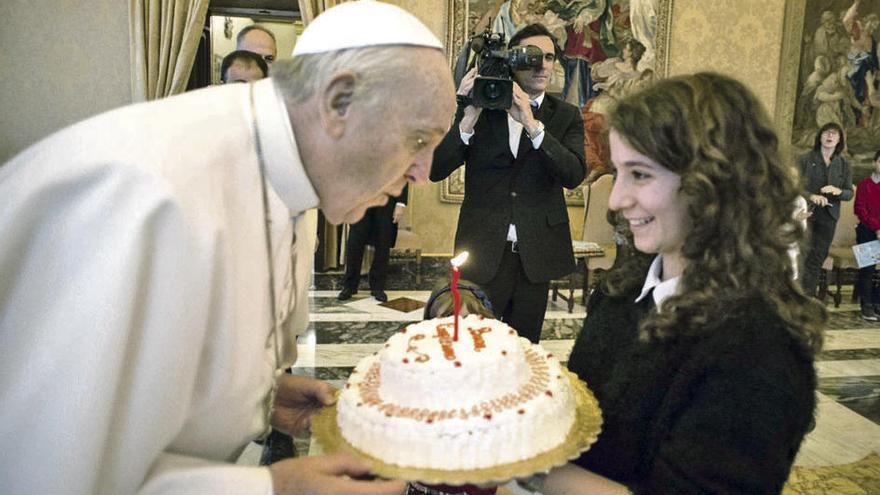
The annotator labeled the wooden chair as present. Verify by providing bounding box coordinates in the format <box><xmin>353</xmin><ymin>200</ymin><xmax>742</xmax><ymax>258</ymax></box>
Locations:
<box><xmin>819</xmin><ymin>194</ymin><xmax>858</xmax><ymax>307</ymax></box>
<box><xmin>551</xmin><ymin>174</ymin><xmax>614</xmax><ymax>312</ymax></box>
<box><xmin>580</xmin><ymin>174</ymin><xmax>617</xmax><ymax>294</ymax></box>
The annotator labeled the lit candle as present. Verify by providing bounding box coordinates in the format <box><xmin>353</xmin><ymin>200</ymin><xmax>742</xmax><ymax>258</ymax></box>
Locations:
<box><xmin>450</xmin><ymin>252</ymin><xmax>469</xmax><ymax>341</ymax></box>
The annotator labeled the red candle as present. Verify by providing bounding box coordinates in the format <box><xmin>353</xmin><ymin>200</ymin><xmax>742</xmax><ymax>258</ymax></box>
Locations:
<box><xmin>449</xmin><ymin>252</ymin><xmax>469</xmax><ymax>342</ymax></box>
<box><xmin>451</xmin><ymin>265</ymin><xmax>461</xmax><ymax>341</ymax></box>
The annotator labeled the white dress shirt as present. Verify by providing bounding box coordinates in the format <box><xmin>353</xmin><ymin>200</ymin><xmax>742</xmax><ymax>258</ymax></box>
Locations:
<box><xmin>459</xmin><ymin>93</ymin><xmax>546</xmax><ymax>243</ymax></box>
<box><xmin>634</xmin><ymin>255</ymin><xmax>682</xmax><ymax>311</ymax></box>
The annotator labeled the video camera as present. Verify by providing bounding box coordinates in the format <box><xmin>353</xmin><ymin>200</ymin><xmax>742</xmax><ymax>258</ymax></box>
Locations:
<box><xmin>467</xmin><ymin>30</ymin><xmax>543</xmax><ymax>110</ymax></box>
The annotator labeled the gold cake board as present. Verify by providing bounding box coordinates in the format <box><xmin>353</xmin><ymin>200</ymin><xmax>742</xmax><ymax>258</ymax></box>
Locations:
<box><xmin>312</xmin><ymin>370</ymin><xmax>602</xmax><ymax>486</ymax></box>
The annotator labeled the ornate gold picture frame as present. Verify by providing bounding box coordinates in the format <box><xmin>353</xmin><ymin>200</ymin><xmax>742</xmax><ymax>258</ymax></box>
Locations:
<box><xmin>778</xmin><ymin>0</ymin><xmax>879</xmax><ymax>169</ymax></box>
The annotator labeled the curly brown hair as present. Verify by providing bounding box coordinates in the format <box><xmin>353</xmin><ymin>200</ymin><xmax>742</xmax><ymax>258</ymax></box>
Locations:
<box><xmin>604</xmin><ymin>72</ymin><xmax>825</xmax><ymax>355</ymax></box>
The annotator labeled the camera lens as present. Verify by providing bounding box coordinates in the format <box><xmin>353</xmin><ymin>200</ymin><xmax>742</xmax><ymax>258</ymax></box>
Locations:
<box><xmin>482</xmin><ymin>81</ymin><xmax>502</xmax><ymax>102</ymax></box>
<box><xmin>473</xmin><ymin>76</ymin><xmax>512</xmax><ymax>109</ymax></box>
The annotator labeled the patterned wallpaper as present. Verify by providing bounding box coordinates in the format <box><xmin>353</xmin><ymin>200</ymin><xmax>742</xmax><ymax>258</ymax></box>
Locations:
<box><xmin>667</xmin><ymin>0</ymin><xmax>787</xmax><ymax>116</ymax></box>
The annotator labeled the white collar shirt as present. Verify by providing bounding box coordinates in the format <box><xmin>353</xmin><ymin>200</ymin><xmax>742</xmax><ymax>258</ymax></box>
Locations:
<box><xmin>634</xmin><ymin>255</ymin><xmax>682</xmax><ymax>311</ymax></box>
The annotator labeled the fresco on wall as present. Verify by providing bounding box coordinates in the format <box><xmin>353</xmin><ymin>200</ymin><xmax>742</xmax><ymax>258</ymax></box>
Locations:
<box><xmin>465</xmin><ymin>0</ymin><xmax>657</xmax><ymax>107</ymax></box>
<box><xmin>793</xmin><ymin>0</ymin><xmax>880</xmax><ymax>168</ymax></box>
<box><xmin>442</xmin><ymin>0</ymin><xmax>661</xmax><ymax>203</ymax></box>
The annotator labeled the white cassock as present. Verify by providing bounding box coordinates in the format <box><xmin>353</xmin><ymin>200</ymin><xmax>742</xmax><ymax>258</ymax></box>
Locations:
<box><xmin>0</xmin><ymin>79</ymin><xmax>317</xmax><ymax>494</ymax></box>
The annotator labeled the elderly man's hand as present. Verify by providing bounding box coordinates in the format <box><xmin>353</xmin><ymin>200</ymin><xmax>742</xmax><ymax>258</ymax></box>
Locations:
<box><xmin>270</xmin><ymin>375</ymin><xmax>336</xmax><ymax>438</ymax></box>
<box><xmin>270</xmin><ymin>454</ymin><xmax>407</xmax><ymax>495</ymax></box>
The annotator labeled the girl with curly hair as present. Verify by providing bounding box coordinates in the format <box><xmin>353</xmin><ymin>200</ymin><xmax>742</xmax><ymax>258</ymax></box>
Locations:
<box><xmin>538</xmin><ymin>73</ymin><xmax>826</xmax><ymax>494</ymax></box>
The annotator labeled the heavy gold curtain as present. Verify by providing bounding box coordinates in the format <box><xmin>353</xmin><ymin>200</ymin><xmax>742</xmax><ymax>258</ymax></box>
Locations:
<box><xmin>129</xmin><ymin>0</ymin><xmax>210</xmax><ymax>101</ymax></box>
<box><xmin>297</xmin><ymin>0</ymin><xmax>344</xmax><ymax>26</ymax></box>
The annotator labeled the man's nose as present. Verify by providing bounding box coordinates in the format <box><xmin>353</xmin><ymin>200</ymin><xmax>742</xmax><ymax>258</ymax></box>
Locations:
<box><xmin>406</xmin><ymin>154</ymin><xmax>432</xmax><ymax>184</ymax></box>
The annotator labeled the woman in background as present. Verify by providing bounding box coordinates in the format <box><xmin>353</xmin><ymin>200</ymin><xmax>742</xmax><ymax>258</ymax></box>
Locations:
<box><xmin>538</xmin><ymin>73</ymin><xmax>826</xmax><ymax>494</ymax></box>
<box><xmin>798</xmin><ymin>122</ymin><xmax>853</xmax><ymax>298</ymax></box>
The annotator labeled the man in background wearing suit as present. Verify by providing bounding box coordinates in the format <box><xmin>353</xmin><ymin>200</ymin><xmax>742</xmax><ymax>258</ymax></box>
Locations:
<box><xmin>431</xmin><ymin>23</ymin><xmax>586</xmax><ymax>343</ymax></box>
<box><xmin>338</xmin><ymin>185</ymin><xmax>408</xmax><ymax>302</ymax></box>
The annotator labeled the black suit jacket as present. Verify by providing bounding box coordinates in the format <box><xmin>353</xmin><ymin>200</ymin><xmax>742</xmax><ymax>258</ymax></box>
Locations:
<box><xmin>431</xmin><ymin>95</ymin><xmax>586</xmax><ymax>283</ymax></box>
<box><xmin>350</xmin><ymin>184</ymin><xmax>408</xmax><ymax>248</ymax></box>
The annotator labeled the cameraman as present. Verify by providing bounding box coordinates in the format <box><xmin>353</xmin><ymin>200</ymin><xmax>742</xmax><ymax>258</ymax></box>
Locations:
<box><xmin>431</xmin><ymin>23</ymin><xmax>586</xmax><ymax>343</ymax></box>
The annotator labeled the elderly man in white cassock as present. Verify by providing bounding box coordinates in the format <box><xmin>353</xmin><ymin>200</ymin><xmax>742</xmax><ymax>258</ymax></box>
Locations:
<box><xmin>0</xmin><ymin>2</ymin><xmax>455</xmax><ymax>494</ymax></box>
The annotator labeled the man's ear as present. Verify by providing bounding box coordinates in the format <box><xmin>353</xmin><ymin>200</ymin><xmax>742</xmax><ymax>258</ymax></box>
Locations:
<box><xmin>319</xmin><ymin>70</ymin><xmax>357</xmax><ymax>139</ymax></box>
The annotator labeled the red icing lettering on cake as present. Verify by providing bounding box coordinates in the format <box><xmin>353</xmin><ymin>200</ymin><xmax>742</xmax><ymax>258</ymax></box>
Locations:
<box><xmin>406</xmin><ymin>334</ymin><xmax>430</xmax><ymax>363</ymax></box>
<box><xmin>468</xmin><ymin>327</ymin><xmax>491</xmax><ymax>351</ymax></box>
<box><xmin>434</xmin><ymin>324</ymin><xmax>457</xmax><ymax>361</ymax></box>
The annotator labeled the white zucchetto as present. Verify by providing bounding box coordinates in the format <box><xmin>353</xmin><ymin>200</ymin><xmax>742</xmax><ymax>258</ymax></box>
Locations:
<box><xmin>292</xmin><ymin>0</ymin><xmax>443</xmax><ymax>56</ymax></box>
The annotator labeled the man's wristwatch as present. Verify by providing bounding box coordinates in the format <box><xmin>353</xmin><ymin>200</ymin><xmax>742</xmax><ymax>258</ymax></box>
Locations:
<box><xmin>526</xmin><ymin>121</ymin><xmax>545</xmax><ymax>140</ymax></box>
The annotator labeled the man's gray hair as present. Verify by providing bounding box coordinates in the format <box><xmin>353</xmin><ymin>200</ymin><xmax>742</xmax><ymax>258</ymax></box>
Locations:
<box><xmin>271</xmin><ymin>46</ymin><xmax>430</xmax><ymax>108</ymax></box>
<box><xmin>236</xmin><ymin>24</ymin><xmax>276</xmax><ymax>46</ymax></box>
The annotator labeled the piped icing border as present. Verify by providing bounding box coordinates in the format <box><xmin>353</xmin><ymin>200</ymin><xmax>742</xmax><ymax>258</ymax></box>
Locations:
<box><xmin>353</xmin><ymin>348</ymin><xmax>557</xmax><ymax>423</ymax></box>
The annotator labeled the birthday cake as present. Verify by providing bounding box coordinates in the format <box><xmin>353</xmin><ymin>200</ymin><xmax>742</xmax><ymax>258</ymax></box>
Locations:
<box><xmin>336</xmin><ymin>314</ymin><xmax>576</xmax><ymax>470</ymax></box>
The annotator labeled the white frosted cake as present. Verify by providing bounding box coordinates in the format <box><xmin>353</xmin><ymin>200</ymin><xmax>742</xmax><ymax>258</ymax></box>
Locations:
<box><xmin>336</xmin><ymin>314</ymin><xmax>576</xmax><ymax>470</ymax></box>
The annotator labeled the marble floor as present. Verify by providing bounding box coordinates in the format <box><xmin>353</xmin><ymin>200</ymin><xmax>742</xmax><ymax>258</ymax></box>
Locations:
<box><xmin>239</xmin><ymin>264</ymin><xmax>880</xmax><ymax>492</ymax></box>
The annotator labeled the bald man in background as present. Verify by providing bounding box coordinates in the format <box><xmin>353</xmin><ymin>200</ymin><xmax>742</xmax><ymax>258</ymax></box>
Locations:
<box><xmin>237</xmin><ymin>24</ymin><xmax>278</xmax><ymax>68</ymax></box>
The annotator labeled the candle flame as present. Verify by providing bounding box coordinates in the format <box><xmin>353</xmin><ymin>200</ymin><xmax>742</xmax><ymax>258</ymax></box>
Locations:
<box><xmin>451</xmin><ymin>251</ymin><xmax>469</xmax><ymax>268</ymax></box>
